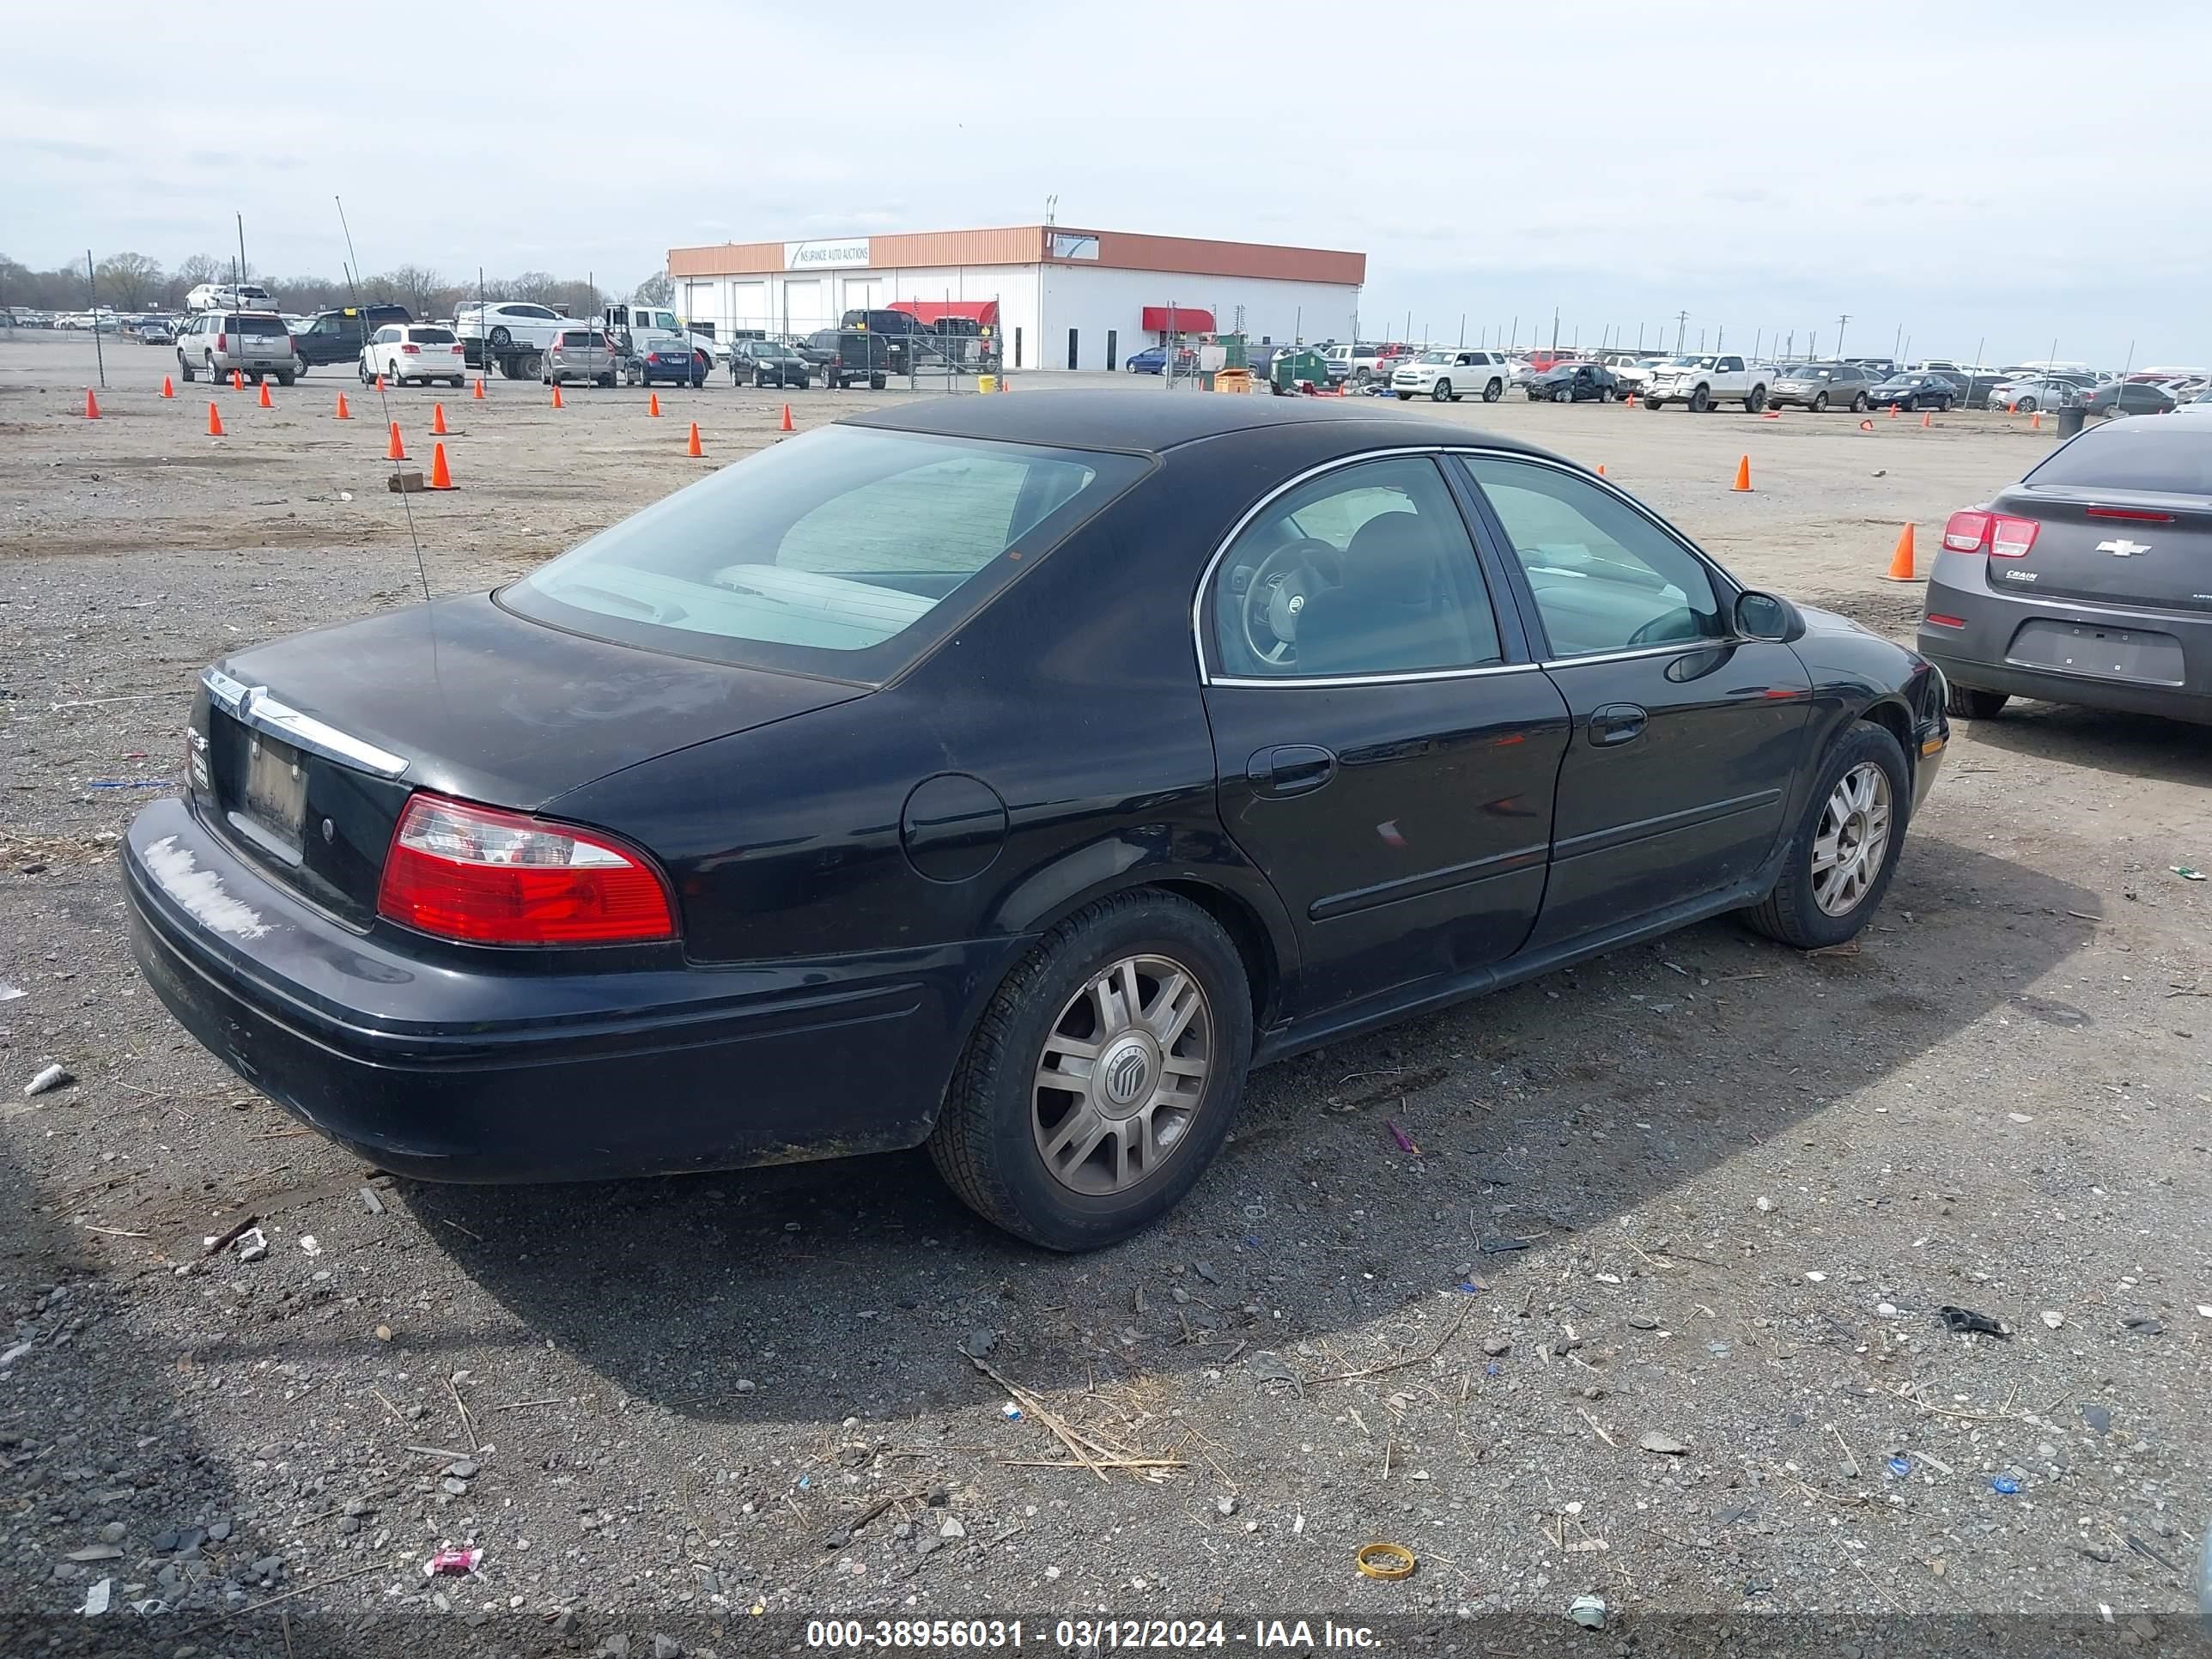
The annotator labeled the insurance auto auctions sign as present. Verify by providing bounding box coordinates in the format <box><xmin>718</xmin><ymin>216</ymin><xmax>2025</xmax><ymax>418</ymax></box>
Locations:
<box><xmin>784</xmin><ymin>240</ymin><xmax>871</xmax><ymax>270</ymax></box>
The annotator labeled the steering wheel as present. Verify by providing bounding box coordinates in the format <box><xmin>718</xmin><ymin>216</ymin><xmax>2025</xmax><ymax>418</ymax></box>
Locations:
<box><xmin>1626</xmin><ymin>609</ymin><xmax>1698</xmax><ymax>647</ymax></box>
<box><xmin>1241</xmin><ymin>538</ymin><xmax>1344</xmax><ymax>667</ymax></box>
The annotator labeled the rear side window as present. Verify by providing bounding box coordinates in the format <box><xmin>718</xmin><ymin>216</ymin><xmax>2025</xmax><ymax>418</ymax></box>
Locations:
<box><xmin>2025</xmin><ymin>426</ymin><xmax>2211</xmax><ymax>494</ymax></box>
<box><xmin>506</xmin><ymin>428</ymin><xmax>1146</xmax><ymax>682</ymax></box>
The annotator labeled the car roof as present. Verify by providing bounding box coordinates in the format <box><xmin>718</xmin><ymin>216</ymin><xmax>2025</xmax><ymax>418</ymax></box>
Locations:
<box><xmin>840</xmin><ymin>388</ymin><xmax>1548</xmax><ymax>459</ymax></box>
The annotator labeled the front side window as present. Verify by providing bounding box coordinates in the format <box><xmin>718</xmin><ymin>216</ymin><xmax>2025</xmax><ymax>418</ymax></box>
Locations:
<box><xmin>1462</xmin><ymin>457</ymin><xmax>1725</xmax><ymax>658</ymax></box>
<box><xmin>1211</xmin><ymin>456</ymin><xmax>1502</xmax><ymax>679</ymax></box>
<box><xmin>507</xmin><ymin>427</ymin><xmax>1145</xmax><ymax>681</ymax></box>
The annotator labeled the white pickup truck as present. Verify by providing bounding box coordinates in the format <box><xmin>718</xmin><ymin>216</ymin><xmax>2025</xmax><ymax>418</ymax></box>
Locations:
<box><xmin>1640</xmin><ymin>352</ymin><xmax>1771</xmax><ymax>412</ymax></box>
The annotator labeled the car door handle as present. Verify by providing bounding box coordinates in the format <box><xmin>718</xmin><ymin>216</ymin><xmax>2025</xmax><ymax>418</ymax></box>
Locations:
<box><xmin>1247</xmin><ymin>744</ymin><xmax>1336</xmax><ymax>798</ymax></box>
<box><xmin>1588</xmin><ymin>703</ymin><xmax>1647</xmax><ymax>746</ymax></box>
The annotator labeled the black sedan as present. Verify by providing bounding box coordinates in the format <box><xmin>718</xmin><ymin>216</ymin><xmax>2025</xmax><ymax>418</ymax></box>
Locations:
<box><xmin>734</xmin><ymin>338</ymin><xmax>811</xmax><ymax>388</ymax></box>
<box><xmin>1522</xmin><ymin>362</ymin><xmax>1620</xmax><ymax>403</ymax></box>
<box><xmin>2081</xmin><ymin>380</ymin><xmax>2178</xmax><ymax>419</ymax></box>
<box><xmin>1867</xmin><ymin>372</ymin><xmax>1959</xmax><ymax>411</ymax></box>
<box><xmin>1917</xmin><ymin>416</ymin><xmax>2210</xmax><ymax>725</ymax></box>
<box><xmin>123</xmin><ymin>396</ymin><xmax>1948</xmax><ymax>1250</ymax></box>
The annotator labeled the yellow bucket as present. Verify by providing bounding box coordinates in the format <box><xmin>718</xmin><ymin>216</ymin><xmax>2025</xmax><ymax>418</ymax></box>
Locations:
<box><xmin>977</xmin><ymin>374</ymin><xmax>997</xmax><ymax>394</ymax></box>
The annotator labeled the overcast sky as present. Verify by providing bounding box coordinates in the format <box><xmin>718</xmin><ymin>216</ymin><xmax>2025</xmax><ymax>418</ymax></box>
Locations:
<box><xmin>6</xmin><ymin>2</ymin><xmax>2205</xmax><ymax>367</ymax></box>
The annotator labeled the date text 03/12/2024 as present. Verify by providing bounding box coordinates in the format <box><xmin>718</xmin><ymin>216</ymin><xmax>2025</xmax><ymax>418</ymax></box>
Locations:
<box><xmin>804</xmin><ymin>1619</ymin><xmax>1383</xmax><ymax>1650</ymax></box>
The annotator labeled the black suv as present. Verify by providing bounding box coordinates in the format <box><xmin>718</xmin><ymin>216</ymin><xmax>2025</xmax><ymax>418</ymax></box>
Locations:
<box><xmin>825</xmin><ymin>330</ymin><xmax>892</xmax><ymax>390</ymax></box>
<box><xmin>291</xmin><ymin>303</ymin><xmax>411</xmax><ymax>368</ymax></box>
<box><xmin>840</xmin><ymin>307</ymin><xmax>927</xmax><ymax>374</ymax></box>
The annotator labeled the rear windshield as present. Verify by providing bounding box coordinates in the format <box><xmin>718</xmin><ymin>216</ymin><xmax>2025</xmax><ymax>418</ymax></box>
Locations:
<box><xmin>2025</xmin><ymin>425</ymin><xmax>2211</xmax><ymax>495</ymax></box>
<box><xmin>234</xmin><ymin>316</ymin><xmax>289</xmax><ymax>337</ymax></box>
<box><xmin>410</xmin><ymin>326</ymin><xmax>455</xmax><ymax>343</ymax></box>
<box><xmin>559</xmin><ymin>330</ymin><xmax>595</xmax><ymax>346</ymax></box>
<box><xmin>503</xmin><ymin>427</ymin><xmax>1147</xmax><ymax>682</ymax></box>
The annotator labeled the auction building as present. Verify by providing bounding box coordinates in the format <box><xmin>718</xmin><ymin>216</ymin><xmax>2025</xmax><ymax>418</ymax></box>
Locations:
<box><xmin>665</xmin><ymin>225</ymin><xmax>1366</xmax><ymax>371</ymax></box>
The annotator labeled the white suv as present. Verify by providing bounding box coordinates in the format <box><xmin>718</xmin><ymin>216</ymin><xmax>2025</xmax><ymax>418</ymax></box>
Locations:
<box><xmin>359</xmin><ymin>323</ymin><xmax>468</xmax><ymax>388</ymax></box>
<box><xmin>1389</xmin><ymin>349</ymin><xmax>1509</xmax><ymax>403</ymax></box>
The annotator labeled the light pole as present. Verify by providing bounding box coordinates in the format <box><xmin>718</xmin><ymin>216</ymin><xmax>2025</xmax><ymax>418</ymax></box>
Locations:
<box><xmin>1674</xmin><ymin>310</ymin><xmax>1689</xmax><ymax>354</ymax></box>
<box><xmin>1835</xmin><ymin>313</ymin><xmax>1850</xmax><ymax>359</ymax></box>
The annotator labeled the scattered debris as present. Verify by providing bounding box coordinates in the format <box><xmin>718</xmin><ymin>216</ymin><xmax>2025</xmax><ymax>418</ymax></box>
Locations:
<box><xmin>298</xmin><ymin>1234</ymin><xmax>323</xmax><ymax>1258</ymax></box>
<box><xmin>2172</xmin><ymin>866</ymin><xmax>2205</xmax><ymax>882</ymax></box>
<box><xmin>81</xmin><ymin>1578</ymin><xmax>112</xmax><ymax>1617</ymax></box>
<box><xmin>1638</xmin><ymin>1431</ymin><xmax>1689</xmax><ymax>1456</ymax></box>
<box><xmin>200</xmin><ymin>1214</ymin><xmax>261</xmax><ymax>1256</ymax></box>
<box><xmin>1991</xmin><ymin>1476</ymin><xmax>2021</xmax><ymax>1495</ymax></box>
<box><xmin>1384</xmin><ymin>1119</ymin><xmax>1419</xmax><ymax>1155</ymax></box>
<box><xmin>423</xmin><ymin>1547</ymin><xmax>483</xmax><ymax>1577</ymax></box>
<box><xmin>1885</xmin><ymin>1456</ymin><xmax>1912</xmax><ymax>1479</ymax></box>
<box><xmin>359</xmin><ymin>1186</ymin><xmax>385</xmax><ymax>1216</ymax></box>
<box><xmin>1353</xmin><ymin>1541</ymin><xmax>1415</xmax><ymax>1581</ymax></box>
<box><xmin>1804</xmin><ymin>1271</ymin><xmax>1828</xmax><ymax>1283</ymax></box>
<box><xmin>24</xmin><ymin>1063</ymin><xmax>74</xmax><ymax>1097</ymax></box>
<box><xmin>2123</xmin><ymin>1315</ymin><xmax>2166</xmax><ymax>1336</ymax></box>
<box><xmin>1247</xmin><ymin>1351</ymin><xmax>1305</xmax><ymax>1397</ymax></box>
<box><xmin>2040</xmin><ymin>1310</ymin><xmax>2064</xmax><ymax>1329</ymax></box>
<box><xmin>2081</xmin><ymin>1403</ymin><xmax>2112</xmax><ymax>1437</ymax></box>
<box><xmin>1938</xmin><ymin>1305</ymin><xmax>2009</xmax><ymax>1338</ymax></box>
<box><xmin>1480</xmin><ymin>1237</ymin><xmax>1530</xmax><ymax>1254</ymax></box>
<box><xmin>0</xmin><ymin>983</ymin><xmax>24</xmax><ymax>1003</ymax></box>
<box><xmin>2007</xmin><ymin>1112</ymin><xmax>2034</xmax><ymax>1124</ymax></box>
<box><xmin>233</xmin><ymin>1227</ymin><xmax>269</xmax><ymax>1263</ymax></box>
<box><xmin>1000</xmin><ymin>1402</ymin><xmax>1023</xmax><ymax>1422</ymax></box>
<box><xmin>1568</xmin><ymin>1593</ymin><xmax>1607</xmax><ymax>1629</ymax></box>
<box><xmin>963</xmin><ymin>1328</ymin><xmax>999</xmax><ymax>1359</ymax></box>
<box><xmin>66</xmin><ymin>1545</ymin><xmax>123</xmax><ymax>1563</ymax></box>
<box><xmin>85</xmin><ymin>778</ymin><xmax>170</xmax><ymax>790</ymax></box>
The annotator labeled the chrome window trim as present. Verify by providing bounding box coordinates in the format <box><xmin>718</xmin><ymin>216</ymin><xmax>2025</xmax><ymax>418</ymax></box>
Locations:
<box><xmin>199</xmin><ymin>668</ymin><xmax>410</xmax><ymax>778</ymax></box>
<box><xmin>1209</xmin><ymin>661</ymin><xmax>1541</xmax><ymax>690</ymax></box>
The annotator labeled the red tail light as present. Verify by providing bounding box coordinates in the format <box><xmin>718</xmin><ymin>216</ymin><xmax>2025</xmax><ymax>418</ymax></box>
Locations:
<box><xmin>1923</xmin><ymin>613</ymin><xmax>1966</xmax><ymax>629</ymax></box>
<box><xmin>1942</xmin><ymin>510</ymin><xmax>1991</xmax><ymax>552</ymax></box>
<box><xmin>2084</xmin><ymin>505</ymin><xmax>2175</xmax><ymax>523</ymax></box>
<box><xmin>215</xmin><ymin>331</ymin><xmax>228</xmax><ymax>350</ymax></box>
<box><xmin>1990</xmin><ymin>515</ymin><xmax>2039</xmax><ymax>557</ymax></box>
<box><xmin>400</xmin><ymin>343</ymin><xmax>421</xmax><ymax>355</ymax></box>
<box><xmin>376</xmin><ymin>793</ymin><xmax>676</xmax><ymax>946</ymax></box>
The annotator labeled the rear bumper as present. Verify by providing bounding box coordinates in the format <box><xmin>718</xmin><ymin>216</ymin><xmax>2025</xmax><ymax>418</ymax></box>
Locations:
<box><xmin>123</xmin><ymin>799</ymin><xmax>999</xmax><ymax>1182</ymax></box>
<box><xmin>1917</xmin><ymin>554</ymin><xmax>2212</xmax><ymax>726</ymax></box>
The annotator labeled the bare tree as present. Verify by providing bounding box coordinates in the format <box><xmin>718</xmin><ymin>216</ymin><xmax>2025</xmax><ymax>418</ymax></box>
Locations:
<box><xmin>94</xmin><ymin>252</ymin><xmax>164</xmax><ymax>308</ymax></box>
<box><xmin>501</xmin><ymin>270</ymin><xmax>561</xmax><ymax>304</ymax></box>
<box><xmin>633</xmin><ymin>270</ymin><xmax>674</xmax><ymax>307</ymax></box>
<box><xmin>164</xmin><ymin>254</ymin><xmax>222</xmax><ymax>308</ymax></box>
<box><xmin>376</xmin><ymin>264</ymin><xmax>447</xmax><ymax>316</ymax></box>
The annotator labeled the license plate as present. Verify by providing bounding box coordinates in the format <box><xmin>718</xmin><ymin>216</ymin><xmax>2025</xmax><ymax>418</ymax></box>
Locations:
<box><xmin>239</xmin><ymin>732</ymin><xmax>307</xmax><ymax>850</ymax></box>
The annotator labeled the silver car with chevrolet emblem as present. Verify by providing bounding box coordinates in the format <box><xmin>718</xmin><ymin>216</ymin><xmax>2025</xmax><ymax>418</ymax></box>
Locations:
<box><xmin>1916</xmin><ymin>416</ymin><xmax>2212</xmax><ymax>726</ymax></box>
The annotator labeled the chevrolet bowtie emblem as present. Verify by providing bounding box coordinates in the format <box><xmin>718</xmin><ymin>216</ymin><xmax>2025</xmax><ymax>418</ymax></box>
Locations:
<box><xmin>2096</xmin><ymin>538</ymin><xmax>2149</xmax><ymax>556</ymax></box>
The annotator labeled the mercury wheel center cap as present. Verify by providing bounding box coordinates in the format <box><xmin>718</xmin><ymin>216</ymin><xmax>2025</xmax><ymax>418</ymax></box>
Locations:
<box><xmin>1097</xmin><ymin>1034</ymin><xmax>1159</xmax><ymax>1115</ymax></box>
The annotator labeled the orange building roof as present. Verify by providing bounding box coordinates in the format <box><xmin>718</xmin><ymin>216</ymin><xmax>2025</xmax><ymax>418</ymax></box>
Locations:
<box><xmin>669</xmin><ymin>227</ymin><xmax>1364</xmax><ymax>286</ymax></box>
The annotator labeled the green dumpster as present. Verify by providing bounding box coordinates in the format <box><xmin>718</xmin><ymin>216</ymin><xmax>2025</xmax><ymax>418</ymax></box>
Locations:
<box><xmin>1271</xmin><ymin>348</ymin><xmax>1328</xmax><ymax>395</ymax></box>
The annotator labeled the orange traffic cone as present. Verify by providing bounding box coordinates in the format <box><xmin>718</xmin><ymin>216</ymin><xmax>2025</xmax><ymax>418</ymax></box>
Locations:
<box><xmin>231</xmin><ymin>370</ymin><xmax>244</xmax><ymax>392</ymax></box>
<box><xmin>206</xmin><ymin>402</ymin><xmax>224</xmax><ymax>437</ymax></box>
<box><xmin>1731</xmin><ymin>455</ymin><xmax>1752</xmax><ymax>492</ymax></box>
<box><xmin>428</xmin><ymin>442</ymin><xmax>455</xmax><ymax>490</ymax></box>
<box><xmin>257</xmin><ymin>380</ymin><xmax>273</xmax><ymax>409</ymax></box>
<box><xmin>1887</xmin><ymin>404</ymin><xmax>1899</xmax><ymax>419</ymax></box>
<box><xmin>386</xmin><ymin>422</ymin><xmax>406</xmax><ymax>461</ymax></box>
<box><xmin>1882</xmin><ymin>523</ymin><xmax>1917</xmax><ymax>582</ymax></box>
<box><xmin>334</xmin><ymin>392</ymin><xmax>351</xmax><ymax>420</ymax></box>
<box><xmin>83</xmin><ymin>387</ymin><xmax>100</xmax><ymax>419</ymax></box>
<box><xmin>780</xmin><ymin>404</ymin><xmax>793</xmax><ymax>433</ymax></box>
<box><xmin>1624</xmin><ymin>392</ymin><xmax>1636</xmax><ymax>407</ymax></box>
<box><xmin>374</xmin><ymin>374</ymin><xmax>385</xmax><ymax>392</ymax></box>
<box><xmin>1859</xmin><ymin>418</ymin><xmax>1875</xmax><ymax>431</ymax></box>
<box><xmin>160</xmin><ymin>375</ymin><xmax>175</xmax><ymax>399</ymax></box>
<box><xmin>2031</xmin><ymin>411</ymin><xmax>2042</xmax><ymax>430</ymax></box>
<box><xmin>1920</xmin><ymin>410</ymin><xmax>1932</xmax><ymax>428</ymax></box>
<box><xmin>686</xmin><ymin>421</ymin><xmax>703</xmax><ymax>458</ymax></box>
<box><xmin>550</xmin><ymin>385</ymin><xmax>564</xmax><ymax>409</ymax></box>
<box><xmin>471</xmin><ymin>377</ymin><xmax>485</xmax><ymax>400</ymax></box>
<box><xmin>1760</xmin><ymin>410</ymin><xmax>1780</xmax><ymax>420</ymax></box>
<box><xmin>431</xmin><ymin>403</ymin><xmax>448</xmax><ymax>435</ymax></box>
<box><xmin>647</xmin><ymin>392</ymin><xmax>660</xmax><ymax>417</ymax></box>
<box><xmin>1595</xmin><ymin>464</ymin><xmax>1607</xmax><ymax>476</ymax></box>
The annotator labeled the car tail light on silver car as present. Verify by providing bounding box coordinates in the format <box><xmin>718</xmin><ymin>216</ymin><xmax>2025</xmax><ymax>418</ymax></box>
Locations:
<box><xmin>1942</xmin><ymin>510</ymin><xmax>2039</xmax><ymax>558</ymax></box>
<box><xmin>376</xmin><ymin>793</ymin><xmax>677</xmax><ymax>945</ymax></box>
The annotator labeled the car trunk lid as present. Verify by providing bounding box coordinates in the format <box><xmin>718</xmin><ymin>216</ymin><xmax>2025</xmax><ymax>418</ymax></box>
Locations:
<box><xmin>191</xmin><ymin>593</ymin><xmax>864</xmax><ymax>927</ymax></box>
<box><xmin>1985</xmin><ymin>484</ymin><xmax>2212</xmax><ymax>613</ymax></box>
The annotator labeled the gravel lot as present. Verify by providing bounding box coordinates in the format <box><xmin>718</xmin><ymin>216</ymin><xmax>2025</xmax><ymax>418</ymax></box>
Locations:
<box><xmin>3</xmin><ymin>335</ymin><xmax>2209</xmax><ymax>1656</ymax></box>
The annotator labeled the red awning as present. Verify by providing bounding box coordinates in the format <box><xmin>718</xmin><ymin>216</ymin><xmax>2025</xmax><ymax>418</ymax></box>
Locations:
<box><xmin>1141</xmin><ymin>307</ymin><xmax>1215</xmax><ymax>333</ymax></box>
<box><xmin>890</xmin><ymin>300</ymin><xmax>999</xmax><ymax>327</ymax></box>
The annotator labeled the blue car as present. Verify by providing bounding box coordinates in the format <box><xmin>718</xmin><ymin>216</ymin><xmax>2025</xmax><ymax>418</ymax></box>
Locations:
<box><xmin>635</xmin><ymin>343</ymin><xmax>705</xmax><ymax>388</ymax></box>
<box><xmin>1125</xmin><ymin>344</ymin><xmax>1195</xmax><ymax>376</ymax></box>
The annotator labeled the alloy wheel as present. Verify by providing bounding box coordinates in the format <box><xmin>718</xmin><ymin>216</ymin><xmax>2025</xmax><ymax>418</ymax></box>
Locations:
<box><xmin>1030</xmin><ymin>953</ymin><xmax>1212</xmax><ymax>1197</ymax></box>
<box><xmin>1811</xmin><ymin>762</ymin><xmax>1892</xmax><ymax>917</ymax></box>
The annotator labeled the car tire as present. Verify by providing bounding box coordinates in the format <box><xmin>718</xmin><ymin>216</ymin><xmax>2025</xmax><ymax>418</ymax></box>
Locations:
<box><xmin>871</xmin><ymin>375</ymin><xmax>886</xmax><ymax>390</ymax></box>
<box><xmin>1745</xmin><ymin>386</ymin><xmax>1767</xmax><ymax>413</ymax></box>
<box><xmin>1945</xmin><ymin>684</ymin><xmax>2008</xmax><ymax>720</ymax></box>
<box><xmin>1938</xmin><ymin>396</ymin><xmax>1954</xmax><ymax>411</ymax></box>
<box><xmin>1483</xmin><ymin>378</ymin><xmax>1502</xmax><ymax>402</ymax></box>
<box><xmin>179</xmin><ymin>356</ymin><xmax>195</xmax><ymax>383</ymax></box>
<box><xmin>1850</xmin><ymin>392</ymin><xmax>1869</xmax><ymax>412</ymax></box>
<box><xmin>488</xmin><ymin>326</ymin><xmax>511</xmax><ymax>349</ymax></box>
<box><xmin>1431</xmin><ymin>380</ymin><xmax>1451</xmax><ymax>402</ymax></box>
<box><xmin>1395</xmin><ymin>391</ymin><xmax>1413</xmax><ymax>400</ymax></box>
<box><xmin>276</xmin><ymin>370</ymin><xmax>295</xmax><ymax>387</ymax></box>
<box><xmin>1688</xmin><ymin>386</ymin><xmax>1711</xmax><ymax>412</ymax></box>
<box><xmin>1645</xmin><ymin>397</ymin><xmax>1664</xmax><ymax>410</ymax></box>
<box><xmin>1899</xmin><ymin>395</ymin><xmax>1916</xmax><ymax>412</ymax></box>
<box><xmin>2015</xmin><ymin>396</ymin><xmax>2038</xmax><ymax>415</ymax></box>
<box><xmin>451</xmin><ymin>377</ymin><xmax>464</xmax><ymax>389</ymax></box>
<box><xmin>1812</xmin><ymin>392</ymin><xmax>1829</xmax><ymax>412</ymax></box>
<box><xmin>927</xmin><ymin>889</ymin><xmax>1253</xmax><ymax>1252</ymax></box>
<box><xmin>1741</xmin><ymin>721</ymin><xmax>1910</xmax><ymax>951</ymax></box>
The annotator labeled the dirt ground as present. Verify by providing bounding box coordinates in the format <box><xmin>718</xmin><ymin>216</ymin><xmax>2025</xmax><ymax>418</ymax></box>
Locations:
<box><xmin>3</xmin><ymin>334</ymin><xmax>2209</xmax><ymax>1656</ymax></box>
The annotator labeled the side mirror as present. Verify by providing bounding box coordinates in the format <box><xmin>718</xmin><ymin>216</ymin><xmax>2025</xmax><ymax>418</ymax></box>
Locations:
<box><xmin>1735</xmin><ymin>590</ymin><xmax>1805</xmax><ymax>643</ymax></box>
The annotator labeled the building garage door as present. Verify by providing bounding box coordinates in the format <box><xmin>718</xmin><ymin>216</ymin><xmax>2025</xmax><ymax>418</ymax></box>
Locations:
<box><xmin>781</xmin><ymin>278</ymin><xmax>827</xmax><ymax>335</ymax></box>
<box><xmin>842</xmin><ymin>277</ymin><xmax>884</xmax><ymax>315</ymax></box>
<box><xmin>732</xmin><ymin>281</ymin><xmax>769</xmax><ymax>333</ymax></box>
